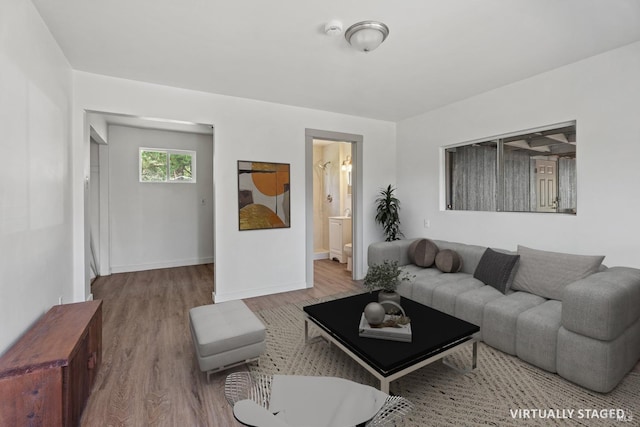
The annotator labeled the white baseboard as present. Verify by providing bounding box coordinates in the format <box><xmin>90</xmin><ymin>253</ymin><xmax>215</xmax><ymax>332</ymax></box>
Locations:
<box><xmin>215</xmin><ymin>281</ymin><xmax>307</xmax><ymax>303</ymax></box>
<box><xmin>314</xmin><ymin>251</ymin><xmax>329</xmax><ymax>260</ymax></box>
<box><xmin>110</xmin><ymin>257</ymin><xmax>214</xmax><ymax>274</ymax></box>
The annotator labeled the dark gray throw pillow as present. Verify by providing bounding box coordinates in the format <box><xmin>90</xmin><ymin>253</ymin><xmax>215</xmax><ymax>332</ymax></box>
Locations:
<box><xmin>474</xmin><ymin>248</ymin><xmax>520</xmax><ymax>294</ymax></box>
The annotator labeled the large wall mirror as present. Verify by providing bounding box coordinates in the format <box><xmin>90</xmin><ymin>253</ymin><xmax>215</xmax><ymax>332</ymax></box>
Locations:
<box><xmin>445</xmin><ymin>122</ymin><xmax>577</xmax><ymax>214</ymax></box>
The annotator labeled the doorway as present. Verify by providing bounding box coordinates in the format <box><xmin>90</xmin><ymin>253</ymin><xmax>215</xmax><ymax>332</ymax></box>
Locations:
<box><xmin>88</xmin><ymin>136</ymin><xmax>104</xmax><ymax>282</ymax></box>
<box><xmin>84</xmin><ymin>111</ymin><xmax>215</xmax><ymax>296</ymax></box>
<box><xmin>312</xmin><ymin>140</ymin><xmax>352</xmax><ymax>260</ymax></box>
<box><xmin>305</xmin><ymin>129</ymin><xmax>363</xmax><ymax>287</ymax></box>
<box><xmin>534</xmin><ymin>159</ymin><xmax>558</xmax><ymax>212</ymax></box>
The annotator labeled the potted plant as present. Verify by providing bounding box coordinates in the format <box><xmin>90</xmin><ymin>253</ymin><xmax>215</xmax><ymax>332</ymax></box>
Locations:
<box><xmin>374</xmin><ymin>185</ymin><xmax>403</xmax><ymax>241</ymax></box>
<box><xmin>364</xmin><ymin>260</ymin><xmax>414</xmax><ymax>313</ymax></box>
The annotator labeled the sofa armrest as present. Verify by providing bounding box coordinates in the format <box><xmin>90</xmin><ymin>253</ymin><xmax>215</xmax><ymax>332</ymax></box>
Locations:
<box><xmin>562</xmin><ymin>267</ymin><xmax>640</xmax><ymax>341</ymax></box>
<box><xmin>368</xmin><ymin>239</ymin><xmax>418</xmax><ymax>267</ymax></box>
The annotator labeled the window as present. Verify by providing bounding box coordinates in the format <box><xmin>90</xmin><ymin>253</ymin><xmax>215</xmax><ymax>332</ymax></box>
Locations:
<box><xmin>139</xmin><ymin>148</ymin><xmax>196</xmax><ymax>183</ymax></box>
<box><xmin>445</xmin><ymin>122</ymin><xmax>576</xmax><ymax>214</ymax></box>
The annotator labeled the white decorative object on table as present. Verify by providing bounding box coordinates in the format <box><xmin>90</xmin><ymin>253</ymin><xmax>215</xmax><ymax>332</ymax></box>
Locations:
<box><xmin>359</xmin><ymin>314</ymin><xmax>412</xmax><ymax>343</ymax></box>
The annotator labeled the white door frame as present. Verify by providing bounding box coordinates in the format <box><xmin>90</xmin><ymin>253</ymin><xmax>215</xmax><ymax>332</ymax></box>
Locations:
<box><xmin>88</xmin><ymin>128</ymin><xmax>110</xmax><ymax>278</ymax></box>
<box><xmin>305</xmin><ymin>129</ymin><xmax>363</xmax><ymax>286</ymax></box>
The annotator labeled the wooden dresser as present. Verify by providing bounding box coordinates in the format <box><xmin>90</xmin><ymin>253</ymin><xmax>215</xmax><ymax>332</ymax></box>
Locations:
<box><xmin>0</xmin><ymin>300</ymin><xmax>102</xmax><ymax>427</ymax></box>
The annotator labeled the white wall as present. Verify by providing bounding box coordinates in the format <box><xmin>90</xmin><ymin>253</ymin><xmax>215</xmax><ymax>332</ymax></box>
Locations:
<box><xmin>72</xmin><ymin>72</ymin><xmax>396</xmax><ymax>302</ymax></box>
<box><xmin>0</xmin><ymin>0</ymin><xmax>72</xmax><ymax>354</ymax></box>
<box><xmin>108</xmin><ymin>125</ymin><xmax>214</xmax><ymax>272</ymax></box>
<box><xmin>397</xmin><ymin>41</ymin><xmax>640</xmax><ymax>268</ymax></box>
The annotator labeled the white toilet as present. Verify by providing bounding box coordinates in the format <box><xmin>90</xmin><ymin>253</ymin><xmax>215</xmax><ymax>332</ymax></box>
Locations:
<box><xmin>343</xmin><ymin>243</ymin><xmax>353</xmax><ymax>272</ymax></box>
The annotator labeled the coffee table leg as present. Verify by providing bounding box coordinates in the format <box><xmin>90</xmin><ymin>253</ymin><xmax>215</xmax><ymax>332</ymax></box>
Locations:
<box><xmin>472</xmin><ymin>340</ymin><xmax>478</xmax><ymax>369</ymax></box>
<box><xmin>304</xmin><ymin>316</ymin><xmax>327</xmax><ymax>344</ymax></box>
<box><xmin>380</xmin><ymin>379</ymin><xmax>390</xmax><ymax>394</ymax></box>
<box><xmin>443</xmin><ymin>340</ymin><xmax>478</xmax><ymax>374</ymax></box>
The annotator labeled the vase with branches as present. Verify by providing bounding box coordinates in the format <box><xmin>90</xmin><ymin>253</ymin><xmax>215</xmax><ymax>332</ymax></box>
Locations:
<box><xmin>364</xmin><ymin>260</ymin><xmax>414</xmax><ymax>314</ymax></box>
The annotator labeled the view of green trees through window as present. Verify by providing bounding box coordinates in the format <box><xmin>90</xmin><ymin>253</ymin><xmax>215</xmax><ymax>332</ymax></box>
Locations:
<box><xmin>140</xmin><ymin>148</ymin><xmax>196</xmax><ymax>182</ymax></box>
<box><xmin>169</xmin><ymin>153</ymin><xmax>193</xmax><ymax>181</ymax></box>
<box><xmin>141</xmin><ymin>150</ymin><xmax>167</xmax><ymax>181</ymax></box>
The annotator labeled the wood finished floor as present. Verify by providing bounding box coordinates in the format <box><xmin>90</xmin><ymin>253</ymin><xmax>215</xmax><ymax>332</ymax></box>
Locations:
<box><xmin>82</xmin><ymin>259</ymin><xmax>360</xmax><ymax>426</ymax></box>
<box><xmin>83</xmin><ymin>261</ymin><xmax>640</xmax><ymax>426</ymax></box>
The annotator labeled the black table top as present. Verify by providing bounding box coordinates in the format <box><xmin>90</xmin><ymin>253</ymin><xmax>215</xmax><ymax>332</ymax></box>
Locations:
<box><xmin>303</xmin><ymin>292</ymin><xmax>479</xmax><ymax>377</ymax></box>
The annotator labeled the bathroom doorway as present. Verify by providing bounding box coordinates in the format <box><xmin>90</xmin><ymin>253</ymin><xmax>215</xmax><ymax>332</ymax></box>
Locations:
<box><xmin>312</xmin><ymin>139</ymin><xmax>352</xmax><ymax>260</ymax></box>
<box><xmin>305</xmin><ymin>129</ymin><xmax>363</xmax><ymax>287</ymax></box>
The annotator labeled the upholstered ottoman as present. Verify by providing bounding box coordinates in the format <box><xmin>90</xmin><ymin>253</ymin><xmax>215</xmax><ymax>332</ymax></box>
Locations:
<box><xmin>189</xmin><ymin>300</ymin><xmax>266</xmax><ymax>381</ymax></box>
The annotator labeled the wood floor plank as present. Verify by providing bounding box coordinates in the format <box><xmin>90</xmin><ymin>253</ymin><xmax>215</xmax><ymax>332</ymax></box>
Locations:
<box><xmin>82</xmin><ymin>260</ymin><xmax>360</xmax><ymax>426</ymax></box>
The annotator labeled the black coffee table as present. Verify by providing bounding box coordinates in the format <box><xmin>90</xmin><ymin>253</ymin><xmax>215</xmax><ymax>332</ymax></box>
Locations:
<box><xmin>303</xmin><ymin>292</ymin><xmax>479</xmax><ymax>393</ymax></box>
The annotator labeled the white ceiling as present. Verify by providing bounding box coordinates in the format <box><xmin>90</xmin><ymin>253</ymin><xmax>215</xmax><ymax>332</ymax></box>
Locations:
<box><xmin>33</xmin><ymin>0</ymin><xmax>640</xmax><ymax>122</ymax></box>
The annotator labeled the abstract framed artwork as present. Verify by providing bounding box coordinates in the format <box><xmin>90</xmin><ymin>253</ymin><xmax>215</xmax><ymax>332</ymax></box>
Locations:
<box><xmin>237</xmin><ymin>161</ymin><xmax>290</xmax><ymax>230</ymax></box>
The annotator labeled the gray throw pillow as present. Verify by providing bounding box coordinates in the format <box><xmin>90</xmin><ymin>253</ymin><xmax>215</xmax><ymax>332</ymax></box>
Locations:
<box><xmin>435</xmin><ymin>249</ymin><xmax>462</xmax><ymax>273</ymax></box>
<box><xmin>511</xmin><ymin>245</ymin><xmax>604</xmax><ymax>300</ymax></box>
<box><xmin>414</xmin><ymin>239</ymin><xmax>439</xmax><ymax>267</ymax></box>
<box><xmin>473</xmin><ymin>248</ymin><xmax>520</xmax><ymax>294</ymax></box>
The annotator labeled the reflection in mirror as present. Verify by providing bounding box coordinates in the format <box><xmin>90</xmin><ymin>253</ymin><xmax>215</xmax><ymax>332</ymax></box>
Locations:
<box><xmin>445</xmin><ymin>123</ymin><xmax>576</xmax><ymax>214</ymax></box>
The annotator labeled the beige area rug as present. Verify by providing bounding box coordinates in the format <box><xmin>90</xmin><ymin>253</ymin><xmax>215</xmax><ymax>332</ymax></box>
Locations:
<box><xmin>251</xmin><ymin>298</ymin><xmax>639</xmax><ymax>426</ymax></box>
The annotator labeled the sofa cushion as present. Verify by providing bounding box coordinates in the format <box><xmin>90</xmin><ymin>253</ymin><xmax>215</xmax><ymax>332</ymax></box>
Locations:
<box><xmin>557</xmin><ymin>319</ymin><xmax>640</xmax><ymax>393</ymax></box>
<box><xmin>431</xmin><ymin>276</ymin><xmax>484</xmax><ymax>315</ymax></box>
<box><xmin>413</xmin><ymin>238</ymin><xmax>439</xmax><ymax>267</ymax></box>
<box><xmin>454</xmin><ymin>285</ymin><xmax>504</xmax><ymax>341</ymax></box>
<box><xmin>562</xmin><ymin>267</ymin><xmax>640</xmax><ymax>341</ymax></box>
<box><xmin>432</xmin><ymin>240</ymin><xmax>489</xmax><ymax>274</ymax></box>
<box><xmin>368</xmin><ymin>239</ymin><xmax>415</xmax><ymax>267</ymax></box>
<box><xmin>411</xmin><ymin>272</ymin><xmax>449</xmax><ymax>306</ymax></box>
<box><xmin>482</xmin><ymin>292</ymin><xmax>546</xmax><ymax>355</ymax></box>
<box><xmin>435</xmin><ymin>249</ymin><xmax>462</xmax><ymax>273</ymax></box>
<box><xmin>473</xmin><ymin>248</ymin><xmax>520</xmax><ymax>294</ymax></box>
<box><xmin>511</xmin><ymin>245</ymin><xmax>604</xmax><ymax>300</ymax></box>
<box><xmin>516</xmin><ymin>300</ymin><xmax>562</xmax><ymax>373</ymax></box>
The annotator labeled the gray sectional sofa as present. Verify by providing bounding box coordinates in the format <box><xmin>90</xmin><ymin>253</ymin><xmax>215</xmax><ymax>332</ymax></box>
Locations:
<box><xmin>368</xmin><ymin>238</ymin><xmax>640</xmax><ymax>393</ymax></box>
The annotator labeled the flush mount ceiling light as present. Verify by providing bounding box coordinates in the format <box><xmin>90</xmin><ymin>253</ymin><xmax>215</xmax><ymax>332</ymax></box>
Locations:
<box><xmin>344</xmin><ymin>21</ymin><xmax>389</xmax><ymax>52</ymax></box>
